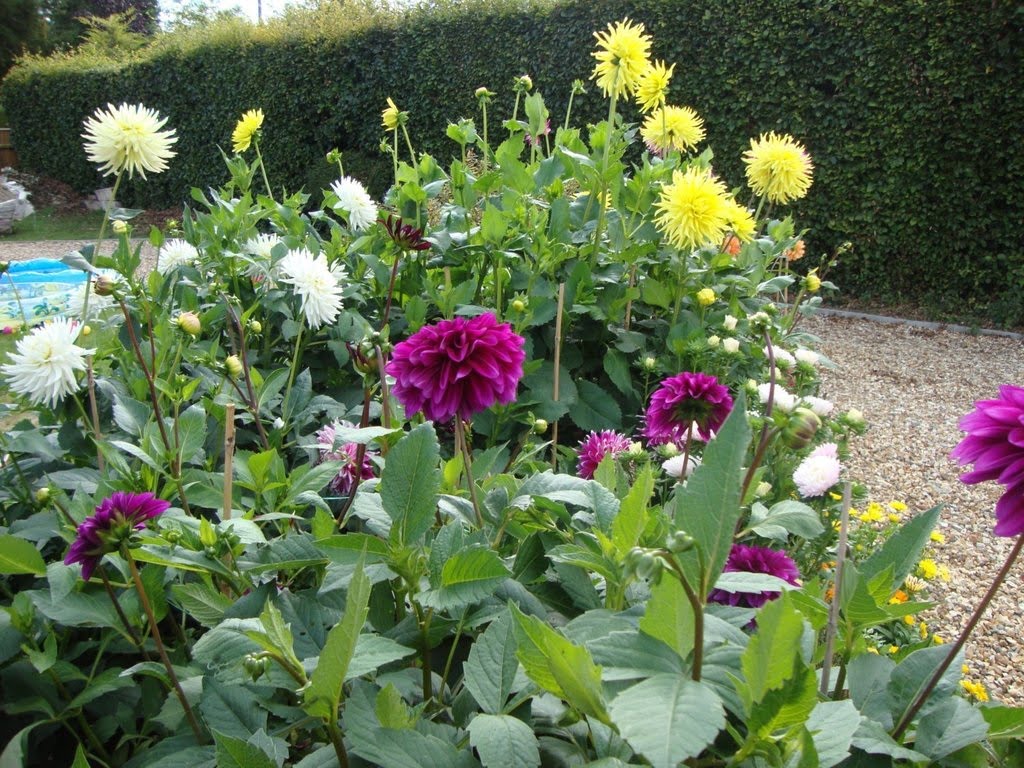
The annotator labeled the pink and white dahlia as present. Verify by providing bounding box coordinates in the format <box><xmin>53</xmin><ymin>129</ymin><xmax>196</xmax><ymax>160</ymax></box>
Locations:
<box><xmin>577</xmin><ymin>430</ymin><xmax>632</xmax><ymax>479</ymax></box>
<box><xmin>643</xmin><ymin>371</ymin><xmax>733</xmax><ymax>445</ymax></box>
<box><xmin>793</xmin><ymin>442</ymin><xmax>842</xmax><ymax>497</ymax></box>
<box><xmin>386</xmin><ymin>313</ymin><xmax>525</xmax><ymax>423</ymax></box>
<box><xmin>951</xmin><ymin>384</ymin><xmax>1024</xmax><ymax>536</ymax></box>
<box><xmin>315</xmin><ymin>422</ymin><xmax>376</xmax><ymax>497</ymax></box>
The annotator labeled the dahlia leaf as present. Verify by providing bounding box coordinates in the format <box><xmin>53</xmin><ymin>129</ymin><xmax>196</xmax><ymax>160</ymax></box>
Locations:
<box><xmin>639</xmin><ymin>576</ymin><xmax>695</xmax><ymax>660</ymax></box>
<box><xmin>739</xmin><ymin>593</ymin><xmax>805</xmax><ymax>705</ymax></box>
<box><xmin>860</xmin><ymin>505</ymin><xmax>941</xmax><ymax>590</ymax></box>
<box><xmin>463</xmin><ymin>613</ymin><xmax>519</xmax><ymax>715</ymax></box>
<box><xmin>0</xmin><ymin>535</ymin><xmax>45</xmax><ymax>575</ymax></box>
<box><xmin>913</xmin><ymin>697</ymin><xmax>989</xmax><ymax>761</ymax></box>
<box><xmin>381</xmin><ymin>423</ymin><xmax>441</xmax><ymax>545</ymax></box>
<box><xmin>569</xmin><ymin>380</ymin><xmax>622</xmax><ymax>432</ymax></box>
<box><xmin>588</xmin><ymin>630</ymin><xmax>686</xmax><ymax>680</ymax></box>
<box><xmin>806</xmin><ymin>700</ymin><xmax>861</xmax><ymax>767</ymax></box>
<box><xmin>468</xmin><ymin>713</ymin><xmax>541</xmax><ymax>768</ymax></box>
<box><xmin>611</xmin><ymin>466</ymin><xmax>655</xmax><ymax>554</ymax></box>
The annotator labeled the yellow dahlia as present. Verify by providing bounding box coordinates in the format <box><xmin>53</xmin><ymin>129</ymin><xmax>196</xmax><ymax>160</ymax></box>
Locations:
<box><xmin>591</xmin><ymin>18</ymin><xmax>652</xmax><ymax>98</ymax></box>
<box><xmin>743</xmin><ymin>131</ymin><xmax>814</xmax><ymax>204</ymax></box>
<box><xmin>723</xmin><ymin>199</ymin><xmax>756</xmax><ymax>242</ymax></box>
<box><xmin>232</xmin><ymin>109</ymin><xmax>264</xmax><ymax>154</ymax></box>
<box><xmin>635</xmin><ymin>60</ymin><xmax>674</xmax><ymax>113</ymax></box>
<box><xmin>655</xmin><ymin>167</ymin><xmax>733</xmax><ymax>250</ymax></box>
<box><xmin>82</xmin><ymin>103</ymin><xmax>177</xmax><ymax>180</ymax></box>
<box><xmin>381</xmin><ymin>97</ymin><xmax>402</xmax><ymax>131</ymax></box>
<box><xmin>641</xmin><ymin>105</ymin><xmax>705</xmax><ymax>155</ymax></box>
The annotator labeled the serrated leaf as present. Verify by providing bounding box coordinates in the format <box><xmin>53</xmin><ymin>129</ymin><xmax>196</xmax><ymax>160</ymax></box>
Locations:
<box><xmin>589</xmin><ymin>630</ymin><xmax>685</xmax><ymax>681</ymax></box>
<box><xmin>239</xmin><ymin>534</ymin><xmax>327</xmax><ymax>574</ymax></box>
<box><xmin>171</xmin><ymin>583</ymin><xmax>233</xmax><ymax>628</ymax></box>
<box><xmin>212</xmin><ymin>730</ymin><xmax>277</xmax><ymax>768</ymax></box>
<box><xmin>510</xmin><ymin>603</ymin><xmax>610</xmax><ymax>725</ymax></box>
<box><xmin>201</xmin><ymin>677</ymin><xmax>268</xmax><ymax>740</ymax></box>
<box><xmin>419</xmin><ymin>548</ymin><xmax>511</xmax><ymax>610</ymax></box>
<box><xmin>469</xmin><ymin>714</ymin><xmax>541</xmax><ymax>768</ymax></box>
<box><xmin>112</xmin><ymin>395</ymin><xmax>151</xmax><ymax>437</ymax></box>
<box><xmin>740</xmin><ymin>593</ymin><xmax>805</xmax><ymax>705</ymax></box>
<box><xmin>748</xmin><ymin>500</ymin><xmax>825</xmax><ymax>541</ymax></box>
<box><xmin>380</xmin><ymin>423</ymin><xmax>440</xmax><ymax>545</ymax></box>
<box><xmin>609</xmin><ymin>675</ymin><xmax>724</xmax><ymax>768</ymax></box>
<box><xmin>345</xmin><ymin>634</ymin><xmax>416</xmax><ymax>680</ymax></box>
<box><xmin>807</xmin><ymin>700</ymin><xmax>861</xmax><ymax>768</ymax></box>
<box><xmin>569</xmin><ymin>380</ymin><xmax>622</xmax><ymax>432</ymax></box>
<box><xmin>304</xmin><ymin>558</ymin><xmax>371</xmax><ymax>721</ymax></box>
<box><xmin>0</xmin><ymin>535</ymin><xmax>45</xmax><ymax>575</ymax></box>
<box><xmin>602</xmin><ymin>349</ymin><xmax>635</xmax><ymax>397</ymax></box>
<box><xmin>611</xmin><ymin>466</ymin><xmax>654</xmax><ymax>555</ymax></box>
<box><xmin>639</xmin><ymin>576</ymin><xmax>695</xmax><ymax>660</ymax></box>
<box><xmin>860</xmin><ymin>505</ymin><xmax>941</xmax><ymax>589</ymax></box>
<box><xmin>463</xmin><ymin>614</ymin><xmax>519</xmax><ymax>715</ymax></box>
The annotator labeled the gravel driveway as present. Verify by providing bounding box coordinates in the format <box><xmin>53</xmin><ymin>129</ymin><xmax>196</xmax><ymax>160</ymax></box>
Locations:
<box><xmin>3</xmin><ymin>238</ymin><xmax>1023</xmax><ymax>704</ymax></box>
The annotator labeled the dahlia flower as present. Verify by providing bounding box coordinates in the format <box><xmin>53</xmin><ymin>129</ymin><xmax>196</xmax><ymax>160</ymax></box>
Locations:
<box><xmin>1</xmin><ymin>318</ymin><xmax>95</xmax><ymax>407</ymax></box>
<box><xmin>793</xmin><ymin>442</ymin><xmax>842</xmax><ymax>497</ymax></box>
<box><xmin>315</xmin><ymin>422</ymin><xmax>376</xmax><ymax>497</ymax></box>
<box><xmin>655</xmin><ymin>167</ymin><xmax>733</xmax><ymax>250</ymax></box>
<box><xmin>278</xmin><ymin>248</ymin><xmax>345</xmax><ymax>330</ymax></box>
<box><xmin>64</xmin><ymin>492</ymin><xmax>169</xmax><ymax>581</ymax></box>
<box><xmin>744</xmin><ymin>131</ymin><xmax>814</xmax><ymax>204</ymax></box>
<box><xmin>232</xmin><ymin>109</ymin><xmax>264</xmax><ymax>154</ymax></box>
<box><xmin>381</xmin><ymin>97</ymin><xmax>403</xmax><ymax>131</ymax></box>
<box><xmin>381</xmin><ymin>215</ymin><xmax>429</xmax><ymax>251</ymax></box>
<box><xmin>641</xmin><ymin>105</ymin><xmax>705</xmax><ymax>155</ymax></box>
<box><xmin>330</xmin><ymin>176</ymin><xmax>378</xmax><ymax>232</ymax></box>
<box><xmin>591</xmin><ymin>18</ymin><xmax>652</xmax><ymax>98</ymax></box>
<box><xmin>634</xmin><ymin>60</ymin><xmax>674</xmax><ymax>113</ymax></box>
<box><xmin>950</xmin><ymin>384</ymin><xmax>1024</xmax><ymax>536</ymax></box>
<box><xmin>82</xmin><ymin>103</ymin><xmax>177</xmax><ymax>180</ymax></box>
<box><xmin>244</xmin><ymin>233</ymin><xmax>282</xmax><ymax>260</ymax></box>
<box><xmin>156</xmin><ymin>239</ymin><xmax>199</xmax><ymax>274</ymax></box>
<box><xmin>643</xmin><ymin>371</ymin><xmax>733</xmax><ymax>445</ymax></box>
<box><xmin>662</xmin><ymin>453</ymin><xmax>701</xmax><ymax>481</ymax></box>
<box><xmin>386</xmin><ymin>313</ymin><xmax>525</xmax><ymax>423</ymax></box>
<box><xmin>577</xmin><ymin>430</ymin><xmax>632</xmax><ymax>479</ymax></box>
<box><xmin>757</xmin><ymin>382</ymin><xmax>798</xmax><ymax>414</ymax></box>
<box><xmin>708</xmin><ymin>544</ymin><xmax>801</xmax><ymax>609</ymax></box>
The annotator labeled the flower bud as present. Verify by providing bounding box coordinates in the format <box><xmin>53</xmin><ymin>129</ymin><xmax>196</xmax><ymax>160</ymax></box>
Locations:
<box><xmin>666</xmin><ymin>530</ymin><xmax>696</xmax><ymax>553</ymax></box>
<box><xmin>722</xmin><ymin>314</ymin><xmax>738</xmax><ymax>331</ymax></box>
<box><xmin>782</xmin><ymin>407</ymin><xmax>822</xmax><ymax>449</ymax></box>
<box><xmin>696</xmin><ymin>287</ymin><xmax>716</xmax><ymax>307</ymax></box>
<box><xmin>225</xmin><ymin>355</ymin><xmax>243</xmax><ymax>378</ymax></box>
<box><xmin>80</xmin><ymin>325</ymin><xmax>92</xmax><ymax>336</ymax></box>
<box><xmin>755</xmin><ymin>481</ymin><xmax>773</xmax><ymax>498</ymax></box>
<box><xmin>0</xmin><ymin>261</ymin><xmax>8</xmax><ymax>275</ymax></box>
<box><xmin>511</xmin><ymin>299</ymin><xmax>526</xmax><ymax>313</ymax></box>
<box><xmin>626</xmin><ymin>441</ymin><xmax>645</xmax><ymax>458</ymax></box>
<box><xmin>93</xmin><ymin>275</ymin><xmax>117</xmax><ymax>297</ymax></box>
<box><xmin>248</xmin><ymin>319</ymin><xmax>262</xmax><ymax>334</ymax></box>
<box><xmin>111</xmin><ymin>219</ymin><xmax>128</xmax><ymax>235</ymax></box>
<box><xmin>326</xmin><ymin>148</ymin><xmax>342</xmax><ymax>165</ymax></box>
<box><xmin>475</xmin><ymin>86</ymin><xmax>495</xmax><ymax>100</ymax></box>
<box><xmin>844</xmin><ymin>408</ymin><xmax>865</xmax><ymax>429</ymax></box>
<box><xmin>707</xmin><ymin>335</ymin><xmax>720</xmax><ymax>348</ymax></box>
<box><xmin>804</xmin><ymin>269</ymin><xmax>822</xmax><ymax>293</ymax></box>
<box><xmin>35</xmin><ymin>487</ymin><xmax>51</xmax><ymax>504</ymax></box>
<box><xmin>164</xmin><ymin>529</ymin><xmax>181</xmax><ymax>545</ymax></box>
<box><xmin>515</xmin><ymin>74</ymin><xmax>533</xmax><ymax>91</ymax></box>
<box><xmin>722</xmin><ymin>338</ymin><xmax>740</xmax><ymax>354</ymax></box>
<box><xmin>176</xmin><ymin>311</ymin><xmax>201</xmax><ymax>336</ymax></box>
<box><xmin>642</xmin><ymin>356</ymin><xmax>657</xmax><ymax>371</ymax></box>
<box><xmin>533</xmin><ymin>418</ymin><xmax>548</xmax><ymax>435</ymax></box>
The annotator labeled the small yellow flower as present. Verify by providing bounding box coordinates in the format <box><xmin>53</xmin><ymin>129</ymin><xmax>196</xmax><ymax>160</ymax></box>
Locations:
<box><xmin>962</xmin><ymin>664</ymin><xmax>971</xmax><ymax>675</ymax></box>
<box><xmin>381</xmin><ymin>97</ymin><xmax>402</xmax><ymax>131</ymax></box>
<box><xmin>635</xmin><ymin>60</ymin><xmax>674</xmax><ymax>113</ymax></box>
<box><xmin>919</xmin><ymin>621</ymin><xmax>928</xmax><ymax>639</ymax></box>
<box><xmin>591</xmin><ymin>18</ymin><xmax>652</xmax><ymax>98</ymax></box>
<box><xmin>232</xmin><ymin>109</ymin><xmax>264</xmax><ymax>154</ymax></box>
<box><xmin>859</xmin><ymin>505</ymin><xmax>884</xmax><ymax>523</ymax></box>
<box><xmin>654</xmin><ymin>167</ymin><xmax>733</xmax><ymax>250</ymax></box>
<box><xmin>696</xmin><ymin>288</ymin><xmax>716</xmax><ymax>307</ymax></box>
<box><xmin>744</xmin><ymin>131</ymin><xmax>814</xmax><ymax>204</ymax></box>
<box><xmin>888</xmin><ymin>590</ymin><xmax>908</xmax><ymax>604</ymax></box>
<box><xmin>918</xmin><ymin>559</ymin><xmax>938</xmax><ymax>580</ymax></box>
<box><xmin>960</xmin><ymin>680</ymin><xmax>989</xmax><ymax>702</ymax></box>
<box><xmin>723</xmin><ymin>199</ymin><xmax>756</xmax><ymax>242</ymax></box>
<box><xmin>888</xmin><ymin>645</ymin><xmax>900</xmax><ymax>655</ymax></box>
<box><xmin>641</xmin><ymin>105</ymin><xmax>705</xmax><ymax>155</ymax></box>
<box><xmin>933</xmin><ymin>634</ymin><xmax>945</xmax><ymax>644</ymax></box>
<box><xmin>889</xmin><ymin>501</ymin><xmax>908</xmax><ymax>512</ymax></box>
<box><xmin>888</xmin><ymin>514</ymin><xmax>901</xmax><ymax>523</ymax></box>
<box><xmin>903</xmin><ymin>615</ymin><xmax>916</xmax><ymax>626</ymax></box>
<box><xmin>930</xmin><ymin>531</ymin><xmax>946</xmax><ymax>544</ymax></box>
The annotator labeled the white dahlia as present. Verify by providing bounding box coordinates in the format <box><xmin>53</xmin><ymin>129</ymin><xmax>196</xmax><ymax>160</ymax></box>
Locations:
<box><xmin>279</xmin><ymin>248</ymin><xmax>345</xmax><ymax>329</ymax></box>
<box><xmin>1</xmin><ymin>319</ymin><xmax>95</xmax><ymax>407</ymax></box>
<box><xmin>330</xmin><ymin>177</ymin><xmax>378</xmax><ymax>232</ymax></box>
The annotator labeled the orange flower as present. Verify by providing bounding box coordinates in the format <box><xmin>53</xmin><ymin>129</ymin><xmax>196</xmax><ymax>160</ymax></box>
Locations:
<box><xmin>784</xmin><ymin>240</ymin><xmax>805</xmax><ymax>262</ymax></box>
<box><xmin>888</xmin><ymin>590</ymin><xmax>909</xmax><ymax>604</ymax></box>
<box><xmin>723</xmin><ymin>235</ymin><xmax>741</xmax><ymax>257</ymax></box>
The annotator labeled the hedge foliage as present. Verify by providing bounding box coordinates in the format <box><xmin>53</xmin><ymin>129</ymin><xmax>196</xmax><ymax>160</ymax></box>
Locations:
<box><xmin>2</xmin><ymin>0</ymin><xmax>1022</xmax><ymax>325</ymax></box>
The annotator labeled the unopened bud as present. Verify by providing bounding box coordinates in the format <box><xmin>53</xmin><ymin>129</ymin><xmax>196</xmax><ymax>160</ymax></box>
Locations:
<box><xmin>844</xmin><ymin>408</ymin><xmax>866</xmax><ymax>429</ymax></box>
<box><xmin>782</xmin><ymin>407</ymin><xmax>822</xmax><ymax>449</ymax></box>
<box><xmin>80</xmin><ymin>325</ymin><xmax>92</xmax><ymax>336</ymax></box>
<box><xmin>225</xmin><ymin>355</ymin><xmax>243</xmax><ymax>378</ymax></box>
<box><xmin>666</xmin><ymin>530</ymin><xmax>696</xmax><ymax>553</ymax></box>
<box><xmin>475</xmin><ymin>86</ymin><xmax>494</xmax><ymax>100</ymax></box>
<box><xmin>111</xmin><ymin>220</ymin><xmax>128</xmax><ymax>235</ymax></box>
<box><xmin>515</xmin><ymin>74</ymin><xmax>533</xmax><ymax>91</ymax></box>
<box><xmin>804</xmin><ymin>269</ymin><xmax>822</xmax><ymax>293</ymax></box>
<box><xmin>177</xmin><ymin>311</ymin><xmax>201</xmax><ymax>336</ymax></box>
<box><xmin>707</xmin><ymin>335</ymin><xmax>720</xmax><ymax>348</ymax></box>
<box><xmin>755</xmin><ymin>481</ymin><xmax>773</xmax><ymax>498</ymax></box>
<box><xmin>642</xmin><ymin>356</ymin><xmax>657</xmax><ymax>371</ymax></box>
<box><xmin>533</xmin><ymin>418</ymin><xmax>548</xmax><ymax>435</ymax></box>
<box><xmin>199</xmin><ymin>518</ymin><xmax>217</xmax><ymax>548</ymax></box>
<box><xmin>93</xmin><ymin>275</ymin><xmax>117</xmax><ymax>296</ymax></box>
<box><xmin>511</xmin><ymin>299</ymin><xmax>526</xmax><ymax>313</ymax></box>
<box><xmin>696</xmin><ymin>287</ymin><xmax>716</xmax><ymax>308</ymax></box>
<box><xmin>722</xmin><ymin>338</ymin><xmax>740</xmax><ymax>354</ymax></box>
<box><xmin>35</xmin><ymin>487</ymin><xmax>51</xmax><ymax>503</ymax></box>
<box><xmin>248</xmin><ymin>319</ymin><xmax>262</xmax><ymax>334</ymax></box>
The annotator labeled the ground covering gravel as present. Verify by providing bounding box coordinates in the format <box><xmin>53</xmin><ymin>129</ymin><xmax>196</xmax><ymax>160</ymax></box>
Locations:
<box><xmin>2</xmin><ymin>238</ymin><xmax>1023</xmax><ymax>705</ymax></box>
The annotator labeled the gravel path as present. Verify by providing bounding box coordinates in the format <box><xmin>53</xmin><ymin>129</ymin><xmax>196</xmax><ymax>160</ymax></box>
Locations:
<box><xmin>3</xmin><ymin>239</ymin><xmax>1023</xmax><ymax>704</ymax></box>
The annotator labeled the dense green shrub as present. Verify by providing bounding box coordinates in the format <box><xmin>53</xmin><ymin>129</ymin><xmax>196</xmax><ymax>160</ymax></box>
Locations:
<box><xmin>2</xmin><ymin>0</ymin><xmax>1022</xmax><ymax>325</ymax></box>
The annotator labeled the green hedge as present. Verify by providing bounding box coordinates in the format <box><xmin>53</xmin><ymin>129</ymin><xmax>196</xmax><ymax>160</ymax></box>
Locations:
<box><xmin>3</xmin><ymin>0</ymin><xmax>1022</xmax><ymax>326</ymax></box>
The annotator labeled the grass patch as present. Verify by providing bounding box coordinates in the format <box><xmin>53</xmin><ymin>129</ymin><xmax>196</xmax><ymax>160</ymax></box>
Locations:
<box><xmin>3</xmin><ymin>206</ymin><xmax>105</xmax><ymax>242</ymax></box>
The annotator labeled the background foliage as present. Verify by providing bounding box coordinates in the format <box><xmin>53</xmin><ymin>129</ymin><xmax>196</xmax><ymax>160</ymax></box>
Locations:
<box><xmin>2</xmin><ymin>0</ymin><xmax>1023</xmax><ymax>325</ymax></box>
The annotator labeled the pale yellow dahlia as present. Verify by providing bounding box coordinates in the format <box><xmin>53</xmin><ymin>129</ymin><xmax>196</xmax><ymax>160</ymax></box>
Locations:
<box><xmin>655</xmin><ymin>167</ymin><xmax>733</xmax><ymax>250</ymax></box>
<box><xmin>723</xmin><ymin>199</ymin><xmax>756</xmax><ymax>242</ymax></box>
<box><xmin>641</xmin><ymin>105</ymin><xmax>705</xmax><ymax>155</ymax></box>
<box><xmin>743</xmin><ymin>131</ymin><xmax>814</xmax><ymax>204</ymax></box>
<box><xmin>232</xmin><ymin>109</ymin><xmax>264</xmax><ymax>154</ymax></box>
<box><xmin>381</xmin><ymin>97</ymin><xmax>402</xmax><ymax>131</ymax></box>
<box><xmin>82</xmin><ymin>103</ymin><xmax>177</xmax><ymax>180</ymax></box>
<box><xmin>634</xmin><ymin>60</ymin><xmax>674</xmax><ymax>113</ymax></box>
<box><xmin>591</xmin><ymin>18</ymin><xmax>652</xmax><ymax>98</ymax></box>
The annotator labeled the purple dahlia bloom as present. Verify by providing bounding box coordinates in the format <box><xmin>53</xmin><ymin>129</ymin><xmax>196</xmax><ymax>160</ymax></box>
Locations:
<box><xmin>65</xmin><ymin>492</ymin><xmax>169</xmax><ymax>580</ymax></box>
<box><xmin>577</xmin><ymin>430</ymin><xmax>632</xmax><ymax>480</ymax></box>
<box><xmin>643</xmin><ymin>371</ymin><xmax>733</xmax><ymax>445</ymax></box>
<box><xmin>951</xmin><ymin>384</ymin><xmax>1024</xmax><ymax>537</ymax></box>
<box><xmin>386</xmin><ymin>313</ymin><xmax>526</xmax><ymax>423</ymax></box>
<box><xmin>316</xmin><ymin>422</ymin><xmax>376</xmax><ymax>497</ymax></box>
<box><xmin>708</xmin><ymin>544</ymin><xmax>801</xmax><ymax>609</ymax></box>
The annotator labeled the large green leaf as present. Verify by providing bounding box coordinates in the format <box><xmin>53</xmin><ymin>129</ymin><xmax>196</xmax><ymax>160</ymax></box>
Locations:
<box><xmin>746</xmin><ymin>500</ymin><xmax>825</xmax><ymax>542</ymax></box>
<box><xmin>0</xmin><ymin>535</ymin><xmax>45</xmax><ymax>575</ymax></box>
<box><xmin>610</xmin><ymin>466</ymin><xmax>654</xmax><ymax>555</ymax></box>
<box><xmin>569</xmin><ymin>380</ymin><xmax>622</xmax><ymax>432</ymax></box>
<box><xmin>671</xmin><ymin>393</ymin><xmax>751</xmax><ymax>595</ymax></box>
<box><xmin>860</xmin><ymin>505</ymin><xmax>941</xmax><ymax>589</ymax></box>
<box><xmin>304</xmin><ymin>558</ymin><xmax>371</xmax><ymax>721</ymax></box>
<box><xmin>510</xmin><ymin>603</ymin><xmax>610</xmax><ymax>725</ymax></box>
<box><xmin>170</xmin><ymin>583</ymin><xmax>234</xmax><ymax>628</ymax></box>
<box><xmin>468</xmin><ymin>714</ymin><xmax>541</xmax><ymax>768</ymax></box>
<box><xmin>739</xmin><ymin>593</ymin><xmax>805</xmax><ymax>706</ymax></box>
<box><xmin>345</xmin><ymin>634</ymin><xmax>416</xmax><ymax>680</ymax></box>
<box><xmin>638</xmin><ymin>576</ymin><xmax>695</xmax><ymax>661</ymax></box>
<box><xmin>212</xmin><ymin>730</ymin><xmax>278</xmax><ymax>768</ymax></box>
<box><xmin>238</xmin><ymin>534</ymin><xmax>327</xmax><ymax>574</ymax></box>
<box><xmin>913</xmin><ymin>696</ymin><xmax>989</xmax><ymax>761</ymax></box>
<box><xmin>380</xmin><ymin>423</ymin><xmax>441</xmax><ymax>544</ymax></box>
<box><xmin>176</xmin><ymin>405</ymin><xmax>208</xmax><ymax>465</ymax></box>
<box><xmin>463</xmin><ymin>613</ymin><xmax>519</xmax><ymax>715</ymax></box>
<box><xmin>806</xmin><ymin>700</ymin><xmax>861</xmax><ymax>767</ymax></box>
<box><xmin>608</xmin><ymin>675</ymin><xmax>724</xmax><ymax>768</ymax></box>
<box><xmin>201</xmin><ymin>677</ymin><xmax>268</xmax><ymax>740</ymax></box>
<box><xmin>588</xmin><ymin>630</ymin><xmax>685</xmax><ymax>681</ymax></box>
<box><xmin>887</xmin><ymin>644</ymin><xmax>964</xmax><ymax>722</ymax></box>
<box><xmin>419</xmin><ymin>548</ymin><xmax>511</xmax><ymax>610</ymax></box>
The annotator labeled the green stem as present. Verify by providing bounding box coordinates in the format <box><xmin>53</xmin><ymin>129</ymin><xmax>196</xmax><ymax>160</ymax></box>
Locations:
<box><xmin>99</xmin><ymin>570</ymin><xmax>148</xmax><ymax>652</ymax></box>
<box><xmin>892</xmin><ymin>533</ymin><xmax>1024</xmax><ymax>740</ymax></box>
<box><xmin>590</xmin><ymin>82</ymin><xmax>619</xmax><ymax>262</ymax></box>
<box><xmin>819</xmin><ymin>483</ymin><xmax>851</xmax><ymax>697</ymax></box>
<box><xmin>480</xmin><ymin>101</ymin><xmax>490</xmax><ymax>173</ymax></box>
<box><xmin>253</xmin><ymin>139</ymin><xmax>274</xmax><ymax>202</ymax></box>
<box><xmin>282</xmin><ymin>323</ymin><xmax>305</xmax><ymax>425</ymax></box>
<box><xmin>391</xmin><ymin>130</ymin><xmax>400</xmax><ymax>188</ymax></box>
<box><xmin>456</xmin><ymin>418</ymin><xmax>484</xmax><ymax>527</ymax></box>
<box><xmin>124</xmin><ymin>547</ymin><xmax>205</xmax><ymax>742</ymax></box>
<box><xmin>326</xmin><ymin>721</ymin><xmax>350</xmax><ymax>768</ymax></box>
<box><xmin>563</xmin><ymin>90</ymin><xmax>576</xmax><ymax>132</ymax></box>
<box><xmin>81</xmin><ymin>170</ymin><xmax>122</xmax><ymax>323</ymax></box>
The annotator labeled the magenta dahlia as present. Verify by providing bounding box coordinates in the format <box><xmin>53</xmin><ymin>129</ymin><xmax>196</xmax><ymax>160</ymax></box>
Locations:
<box><xmin>65</xmin><ymin>492</ymin><xmax>169</xmax><ymax>580</ymax></box>
<box><xmin>316</xmin><ymin>422</ymin><xmax>376</xmax><ymax>497</ymax></box>
<box><xmin>386</xmin><ymin>313</ymin><xmax>526</xmax><ymax>423</ymax></box>
<box><xmin>643</xmin><ymin>371</ymin><xmax>733</xmax><ymax>445</ymax></box>
<box><xmin>577</xmin><ymin>430</ymin><xmax>632</xmax><ymax>479</ymax></box>
<box><xmin>951</xmin><ymin>384</ymin><xmax>1024</xmax><ymax>536</ymax></box>
<box><xmin>708</xmin><ymin>543</ymin><xmax>801</xmax><ymax>609</ymax></box>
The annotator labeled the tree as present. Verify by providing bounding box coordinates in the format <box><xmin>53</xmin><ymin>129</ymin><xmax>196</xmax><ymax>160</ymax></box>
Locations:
<box><xmin>40</xmin><ymin>0</ymin><xmax>159</xmax><ymax>50</ymax></box>
<box><xmin>0</xmin><ymin>0</ymin><xmax>46</xmax><ymax>79</ymax></box>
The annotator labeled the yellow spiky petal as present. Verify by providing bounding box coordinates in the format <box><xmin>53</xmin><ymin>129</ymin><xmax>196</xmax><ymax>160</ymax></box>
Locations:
<box><xmin>232</xmin><ymin>109</ymin><xmax>264</xmax><ymax>154</ymax></box>
<box><xmin>744</xmin><ymin>131</ymin><xmax>814</xmax><ymax>204</ymax></box>
<box><xmin>635</xmin><ymin>60</ymin><xmax>674</xmax><ymax>113</ymax></box>
<box><xmin>381</xmin><ymin>97</ymin><xmax>401</xmax><ymax>131</ymax></box>
<box><xmin>591</xmin><ymin>18</ymin><xmax>652</xmax><ymax>98</ymax></box>
<box><xmin>641</xmin><ymin>105</ymin><xmax>705</xmax><ymax>155</ymax></box>
<box><xmin>655</xmin><ymin>167</ymin><xmax>734</xmax><ymax>250</ymax></box>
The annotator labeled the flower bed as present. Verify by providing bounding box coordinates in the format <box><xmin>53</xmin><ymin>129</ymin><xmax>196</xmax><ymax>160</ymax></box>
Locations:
<box><xmin>1</xmin><ymin>18</ymin><xmax>1022</xmax><ymax>768</ymax></box>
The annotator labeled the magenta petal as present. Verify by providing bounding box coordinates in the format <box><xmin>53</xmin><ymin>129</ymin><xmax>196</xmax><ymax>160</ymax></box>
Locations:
<box><xmin>993</xmin><ymin>487</ymin><xmax>1024</xmax><ymax>537</ymax></box>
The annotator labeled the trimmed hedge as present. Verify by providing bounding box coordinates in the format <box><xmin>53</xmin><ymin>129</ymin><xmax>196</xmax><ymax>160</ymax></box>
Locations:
<box><xmin>2</xmin><ymin>0</ymin><xmax>1022</xmax><ymax>325</ymax></box>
